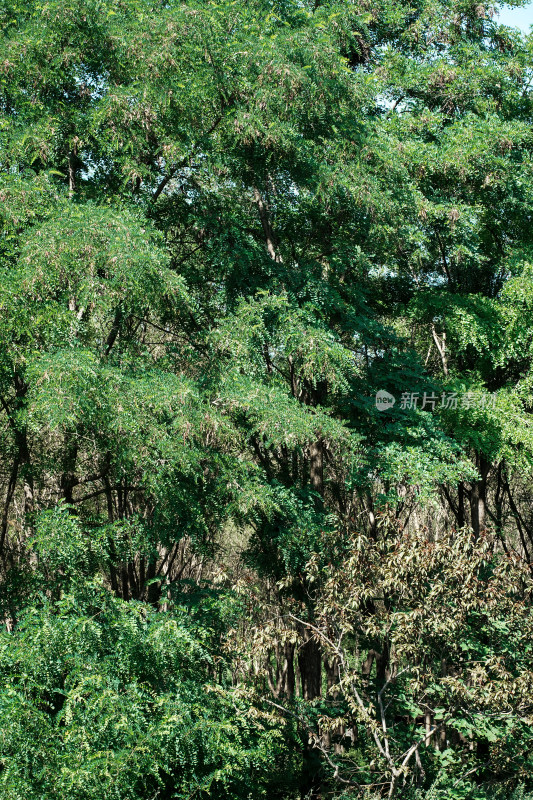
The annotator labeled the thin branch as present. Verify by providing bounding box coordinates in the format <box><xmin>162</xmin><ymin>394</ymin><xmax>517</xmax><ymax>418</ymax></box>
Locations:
<box><xmin>152</xmin><ymin>113</ymin><xmax>225</xmax><ymax>201</ymax></box>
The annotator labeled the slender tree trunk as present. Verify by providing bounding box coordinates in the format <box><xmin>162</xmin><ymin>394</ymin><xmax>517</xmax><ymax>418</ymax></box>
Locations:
<box><xmin>60</xmin><ymin>436</ymin><xmax>78</xmax><ymax>505</ymax></box>
<box><xmin>470</xmin><ymin>454</ymin><xmax>490</xmax><ymax>539</ymax></box>
<box><xmin>253</xmin><ymin>185</ymin><xmax>282</xmax><ymax>263</ymax></box>
<box><xmin>458</xmin><ymin>481</ymin><xmax>465</xmax><ymax>528</ymax></box>
<box><xmin>283</xmin><ymin>641</ymin><xmax>296</xmax><ymax>699</ymax></box>
<box><xmin>0</xmin><ymin>456</ymin><xmax>20</xmax><ymax>562</ymax></box>
<box><xmin>68</xmin><ymin>141</ymin><xmax>78</xmax><ymax>196</ymax></box>
<box><xmin>297</xmin><ymin>624</ymin><xmax>322</xmax><ymax>700</ymax></box>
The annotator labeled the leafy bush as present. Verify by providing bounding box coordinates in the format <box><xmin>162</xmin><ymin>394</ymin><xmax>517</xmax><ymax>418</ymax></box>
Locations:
<box><xmin>0</xmin><ymin>511</ymin><xmax>300</xmax><ymax>800</ymax></box>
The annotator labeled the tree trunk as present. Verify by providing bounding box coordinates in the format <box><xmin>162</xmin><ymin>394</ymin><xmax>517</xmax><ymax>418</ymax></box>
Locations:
<box><xmin>470</xmin><ymin>454</ymin><xmax>490</xmax><ymax>539</ymax></box>
<box><xmin>298</xmin><ymin>625</ymin><xmax>322</xmax><ymax>700</ymax></box>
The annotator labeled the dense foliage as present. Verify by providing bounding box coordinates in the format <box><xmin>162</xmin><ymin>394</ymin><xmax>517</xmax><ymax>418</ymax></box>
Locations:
<box><xmin>1</xmin><ymin>0</ymin><xmax>533</xmax><ymax>796</ymax></box>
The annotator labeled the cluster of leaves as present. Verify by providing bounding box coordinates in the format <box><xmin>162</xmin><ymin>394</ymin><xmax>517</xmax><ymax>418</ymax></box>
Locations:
<box><xmin>0</xmin><ymin>508</ymin><xmax>300</xmax><ymax>800</ymax></box>
<box><xmin>307</xmin><ymin>524</ymin><xmax>533</xmax><ymax>798</ymax></box>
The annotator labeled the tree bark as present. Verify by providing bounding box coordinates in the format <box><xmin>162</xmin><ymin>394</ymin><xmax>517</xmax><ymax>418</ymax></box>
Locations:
<box><xmin>253</xmin><ymin>185</ymin><xmax>283</xmax><ymax>263</ymax></box>
<box><xmin>470</xmin><ymin>453</ymin><xmax>491</xmax><ymax>539</ymax></box>
<box><xmin>298</xmin><ymin>624</ymin><xmax>322</xmax><ymax>700</ymax></box>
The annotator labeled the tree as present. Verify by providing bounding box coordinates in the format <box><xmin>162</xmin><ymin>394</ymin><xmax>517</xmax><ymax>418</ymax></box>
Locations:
<box><xmin>1</xmin><ymin>0</ymin><xmax>533</xmax><ymax>796</ymax></box>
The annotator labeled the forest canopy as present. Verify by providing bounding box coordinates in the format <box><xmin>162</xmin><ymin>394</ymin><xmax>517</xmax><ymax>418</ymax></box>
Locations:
<box><xmin>0</xmin><ymin>0</ymin><xmax>533</xmax><ymax>797</ymax></box>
